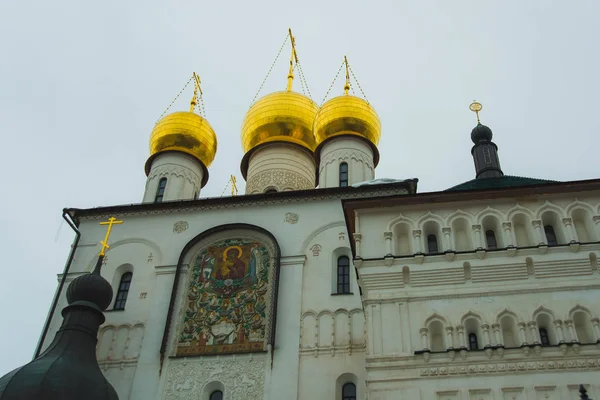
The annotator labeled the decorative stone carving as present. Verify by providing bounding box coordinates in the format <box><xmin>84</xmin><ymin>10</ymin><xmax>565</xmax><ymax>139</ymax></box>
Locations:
<box><xmin>163</xmin><ymin>356</ymin><xmax>265</xmax><ymax>399</ymax></box>
<box><xmin>173</xmin><ymin>221</ymin><xmax>189</xmax><ymax>234</ymax></box>
<box><xmin>148</xmin><ymin>252</ymin><xmax>154</xmax><ymax>263</ymax></box>
<box><xmin>285</xmin><ymin>212</ymin><xmax>299</xmax><ymax>224</ymax></box>
<box><xmin>309</xmin><ymin>244</ymin><xmax>322</xmax><ymax>257</ymax></box>
<box><xmin>339</xmin><ymin>232</ymin><xmax>345</xmax><ymax>241</ymax></box>
<box><xmin>245</xmin><ymin>170</ymin><xmax>313</xmax><ymax>194</ymax></box>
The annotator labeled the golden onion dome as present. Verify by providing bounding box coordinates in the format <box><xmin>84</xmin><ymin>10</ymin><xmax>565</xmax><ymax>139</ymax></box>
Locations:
<box><xmin>145</xmin><ymin>111</ymin><xmax>217</xmax><ymax>186</ymax></box>
<box><xmin>241</xmin><ymin>90</ymin><xmax>319</xmax><ymax>150</ymax></box>
<box><xmin>314</xmin><ymin>94</ymin><xmax>381</xmax><ymax>165</ymax></box>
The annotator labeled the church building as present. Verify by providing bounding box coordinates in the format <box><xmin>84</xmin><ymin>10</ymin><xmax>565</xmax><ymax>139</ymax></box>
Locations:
<box><xmin>33</xmin><ymin>32</ymin><xmax>600</xmax><ymax>399</ymax></box>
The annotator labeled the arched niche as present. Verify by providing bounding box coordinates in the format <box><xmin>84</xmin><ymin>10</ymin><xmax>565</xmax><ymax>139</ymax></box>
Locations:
<box><xmin>163</xmin><ymin>224</ymin><xmax>281</xmax><ymax>361</ymax></box>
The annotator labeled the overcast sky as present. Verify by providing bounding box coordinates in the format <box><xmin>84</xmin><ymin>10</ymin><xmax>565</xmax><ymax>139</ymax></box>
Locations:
<box><xmin>0</xmin><ymin>0</ymin><xmax>598</xmax><ymax>375</ymax></box>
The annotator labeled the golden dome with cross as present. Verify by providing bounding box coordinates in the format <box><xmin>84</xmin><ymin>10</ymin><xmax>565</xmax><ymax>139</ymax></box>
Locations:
<box><xmin>146</xmin><ymin>73</ymin><xmax>218</xmax><ymax>187</ymax></box>
<box><xmin>314</xmin><ymin>56</ymin><xmax>381</xmax><ymax>165</ymax></box>
<box><xmin>240</xmin><ymin>29</ymin><xmax>319</xmax><ymax>177</ymax></box>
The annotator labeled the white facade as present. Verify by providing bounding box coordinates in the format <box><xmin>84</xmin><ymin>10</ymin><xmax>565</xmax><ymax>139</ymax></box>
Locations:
<box><xmin>318</xmin><ymin>137</ymin><xmax>375</xmax><ymax>188</ymax></box>
<box><xmin>349</xmin><ymin>186</ymin><xmax>600</xmax><ymax>399</ymax></box>
<box><xmin>244</xmin><ymin>143</ymin><xmax>316</xmax><ymax>194</ymax></box>
<box><xmin>143</xmin><ymin>152</ymin><xmax>204</xmax><ymax>202</ymax></box>
<box><xmin>43</xmin><ymin>183</ymin><xmax>412</xmax><ymax>399</ymax></box>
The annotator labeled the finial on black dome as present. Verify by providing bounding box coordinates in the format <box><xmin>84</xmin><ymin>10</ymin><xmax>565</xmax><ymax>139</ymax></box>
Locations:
<box><xmin>468</xmin><ymin>100</ymin><xmax>503</xmax><ymax>179</ymax></box>
<box><xmin>0</xmin><ymin>217</ymin><xmax>123</xmax><ymax>399</ymax></box>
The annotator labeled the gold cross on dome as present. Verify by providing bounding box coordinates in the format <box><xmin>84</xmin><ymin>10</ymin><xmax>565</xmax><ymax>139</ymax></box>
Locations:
<box><xmin>98</xmin><ymin>216</ymin><xmax>123</xmax><ymax>256</ymax></box>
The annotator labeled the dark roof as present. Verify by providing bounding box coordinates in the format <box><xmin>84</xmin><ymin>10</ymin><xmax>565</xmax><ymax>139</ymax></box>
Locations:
<box><xmin>65</xmin><ymin>179</ymin><xmax>419</xmax><ymax>222</ymax></box>
<box><xmin>446</xmin><ymin>175</ymin><xmax>558</xmax><ymax>192</ymax></box>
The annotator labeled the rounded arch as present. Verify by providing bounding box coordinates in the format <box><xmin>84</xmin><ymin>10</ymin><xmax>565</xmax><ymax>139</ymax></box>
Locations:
<box><xmin>496</xmin><ymin>308</ymin><xmax>521</xmax><ymax>323</ymax></box>
<box><xmin>475</xmin><ymin>206</ymin><xmax>507</xmax><ymax>225</ymax></box>
<box><xmin>85</xmin><ymin>237</ymin><xmax>163</xmax><ymax>272</ymax></box>
<box><xmin>299</xmin><ymin>220</ymin><xmax>345</xmax><ymax>254</ymax></box>
<box><xmin>387</xmin><ymin>213</ymin><xmax>416</xmax><ymax>232</ymax></box>
<box><xmin>461</xmin><ymin>310</ymin><xmax>484</xmax><ymax>325</ymax></box>
<box><xmin>317</xmin><ymin>309</ymin><xmax>334</xmax><ymax>319</ymax></box>
<box><xmin>568</xmin><ymin>304</ymin><xmax>593</xmax><ymax>320</ymax></box>
<box><xmin>335</xmin><ymin>372</ymin><xmax>358</xmax><ymax>400</ymax></box>
<box><xmin>565</xmin><ymin>200</ymin><xmax>596</xmax><ymax>217</ymax></box>
<box><xmin>202</xmin><ymin>381</ymin><xmax>225</xmax><ymax>400</ymax></box>
<box><xmin>532</xmin><ymin>305</ymin><xmax>555</xmax><ymax>320</ymax></box>
<box><xmin>424</xmin><ymin>313</ymin><xmax>449</xmax><ymax>327</ymax></box>
<box><xmin>332</xmin><ymin>246</ymin><xmax>353</xmax><ymax>294</ymax></box>
<box><xmin>416</xmin><ymin>211</ymin><xmax>446</xmax><ymax>228</ymax></box>
<box><xmin>535</xmin><ymin>200</ymin><xmax>566</xmax><ymax>220</ymax></box>
<box><xmin>446</xmin><ymin>209</ymin><xmax>475</xmax><ymax>226</ymax></box>
<box><xmin>160</xmin><ymin>223</ymin><xmax>282</xmax><ymax>367</ymax></box>
<box><xmin>506</xmin><ymin>204</ymin><xmax>535</xmax><ymax>221</ymax></box>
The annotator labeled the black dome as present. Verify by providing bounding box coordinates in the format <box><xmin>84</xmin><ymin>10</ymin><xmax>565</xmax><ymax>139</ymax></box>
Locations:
<box><xmin>66</xmin><ymin>272</ymin><xmax>113</xmax><ymax>311</ymax></box>
<box><xmin>471</xmin><ymin>123</ymin><xmax>493</xmax><ymax>143</ymax></box>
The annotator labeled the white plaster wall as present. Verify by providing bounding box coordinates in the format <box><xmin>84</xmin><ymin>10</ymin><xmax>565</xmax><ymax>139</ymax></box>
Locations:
<box><xmin>41</xmin><ymin>195</ymin><xmax>370</xmax><ymax>400</ymax></box>
<box><xmin>245</xmin><ymin>143</ymin><xmax>316</xmax><ymax>194</ymax></box>
<box><xmin>318</xmin><ymin>137</ymin><xmax>374</xmax><ymax>188</ymax></box>
<box><xmin>143</xmin><ymin>152</ymin><xmax>204</xmax><ymax>202</ymax></box>
<box><xmin>355</xmin><ymin>190</ymin><xmax>600</xmax><ymax>400</ymax></box>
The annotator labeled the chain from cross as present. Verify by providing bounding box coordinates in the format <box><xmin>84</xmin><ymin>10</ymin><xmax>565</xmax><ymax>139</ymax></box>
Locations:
<box><xmin>99</xmin><ymin>216</ymin><xmax>124</xmax><ymax>256</ymax></box>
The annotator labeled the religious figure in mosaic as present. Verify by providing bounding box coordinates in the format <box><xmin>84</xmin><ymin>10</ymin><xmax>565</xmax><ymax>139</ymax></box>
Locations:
<box><xmin>177</xmin><ymin>238</ymin><xmax>273</xmax><ymax>356</ymax></box>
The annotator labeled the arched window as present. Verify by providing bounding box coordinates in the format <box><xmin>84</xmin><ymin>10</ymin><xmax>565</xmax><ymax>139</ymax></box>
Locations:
<box><xmin>114</xmin><ymin>272</ymin><xmax>132</xmax><ymax>310</ymax></box>
<box><xmin>342</xmin><ymin>383</ymin><xmax>356</xmax><ymax>400</ymax></box>
<box><xmin>339</xmin><ymin>162</ymin><xmax>348</xmax><ymax>187</ymax></box>
<box><xmin>427</xmin><ymin>234</ymin><xmax>438</xmax><ymax>254</ymax></box>
<box><xmin>209</xmin><ymin>390</ymin><xmax>223</xmax><ymax>400</ymax></box>
<box><xmin>155</xmin><ymin>178</ymin><xmax>167</xmax><ymax>203</ymax></box>
<box><xmin>539</xmin><ymin>328</ymin><xmax>550</xmax><ymax>346</ymax></box>
<box><xmin>468</xmin><ymin>333</ymin><xmax>479</xmax><ymax>350</ymax></box>
<box><xmin>544</xmin><ymin>225</ymin><xmax>558</xmax><ymax>246</ymax></box>
<box><xmin>337</xmin><ymin>256</ymin><xmax>351</xmax><ymax>294</ymax></box>
<box><xmin>485</xmin><ymin>230</ymin><xmax>497</xmax><ymax>249</ymax></box>
<box><xmin>265</xmin><ymin>188</ymin><xmax>277</xmax><ymax>193</ymax></box>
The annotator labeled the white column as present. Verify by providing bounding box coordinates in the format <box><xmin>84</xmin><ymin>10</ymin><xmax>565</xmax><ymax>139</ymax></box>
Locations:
<box><xmin>591</xmin><ymin>318</ymin><xmax>600</xmax><ymax>342</ymax></box>
<box><xmin>472</xmin><ymin>224</ymin><xmax>484</xmax><ymax>249</ymax></box>
<box><xmin>445</xmin><ymin>326</ymin><xmax>454</xmax><ymax>349</ymax></box>
<box><xmin>528</xmin><ymin>321</ymin><xmax>540</xmax><ymax>344</ymax></box>
<box><xmin>267</xmin><ymin>255</ymin><xmax>307</xmax><ymax>400</ymax></box>
<box><xmin>384</xmin><ymin>231</ymin><xmax>393</xmax><ymax>257</ymax></box>
<box><xmin>562</xmin><ymin>217</ymin><xmax>577</xmax><ymax>243</ymax></box>
<box><xmin>481</xmin><ymin>324</ymin><xmax>491</xmax><ymax>347</ymax></box>
<box><xmin>554</xmin><ymin>319</ymin><xmax>565</xmax><ymax>343</ymax></box>
<box><xmin>593</xmin><ymin>216</ymin><xmax>600</xmax><ymax>240</ymax></box>
<box><xmin>491</xmin><ymin>323</ymin><xmax>502</xmax><ymax>346</ymax></box>
<box><xmin>564</xmin><ymin>319</ymin><xmax>577</xmax><ymax>342</ymax></box>
<box><xmin>420</xmin><ymin>327</ymin><xmax>430</xmax><ymax>351</ymax></box>
<box><xmin>502</xmin><ymin>222</ymin><xmax>514</xmax><ymax>247</ymax></box>
<box><xmin>517</xmin><ymin>322</ymin><xmax>528</xmax><ymax>345</ymax></box>
<box><xmin>354</xmin><ymin>233</ymin><xmax>363</xmax><ymax>259</ymax></box>
<box><xmin>455</xmin><ymin>326</ymin><xmax>466</xmax><ymax>348</ymax></box>
<box><xmin>412</xmin><ymin>230</ymin><xmax>423</xmax><ymax>254</ymax></box>
<box><xmin>442</xmin><ymin>227</ymin><xmax>453</xmax><ymax>252</ymax></box>
<box><xmin>532</xmin><ymin>220</ymin><xmax>545</xmax><ymax>245</ymax></box>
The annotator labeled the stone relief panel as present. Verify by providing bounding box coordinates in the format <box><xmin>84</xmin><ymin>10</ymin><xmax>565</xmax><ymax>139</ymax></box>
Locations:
<box><xmin>469</xmin><ymin>389</ymin><xmax>493</xmax><ymax>400</ymax></box>
<box><xmin>245</xmin><ymin>170</ymin><xmax>313</xmax><ymax>194</ymax></box>
<box><xmin>176</xmin><ymin>237</ymin><xmax>277</xmax><ymax>356</ymax></box>
<box><xmin>163</xmin><ymin>355</ymin><xmax>266</xmax><ymax>400</ymax></box>
<box><xmin>437</xmin><ymin>390</ymin><xmax>460</xmax><ymax>400</ymax></box>
<box><xmin>501</xmin><ymin>388</ymin><xmax>525</xmax><ymax>400</ymax></box>
<box><xmin>300</xmin><ymin>309</ymin><xmax>365</xmax><ymax>355</ymax></box>
<box><xmin>534</xmin><ymin>386</ymin><xmax>557</xmax><ymax>400</ymax></box>
<box><xmin>97</xmin><ymin>323</ymin><xmax>145</xmax><ymax>363</ymax></box>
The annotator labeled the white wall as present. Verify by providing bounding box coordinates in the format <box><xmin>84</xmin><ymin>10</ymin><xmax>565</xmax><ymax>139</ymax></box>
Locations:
<box><xmin>318</xmin><ymin>137</ymin><xmax>375</xmax><ymax>188</ymax></box>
